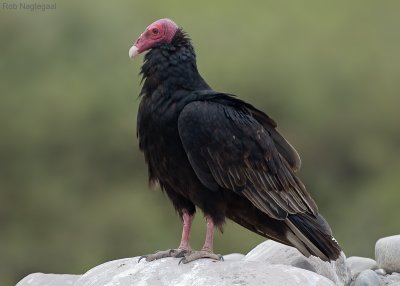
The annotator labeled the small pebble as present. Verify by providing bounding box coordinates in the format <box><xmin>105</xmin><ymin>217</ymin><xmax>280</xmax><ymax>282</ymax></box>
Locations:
<box><xmin>375</xmin><ymin>268</ymin><xmax>386</xmax><ymax>275</ymax></box>
<box><xmin>347</xmin><ymin>256</ymin><xmax>377</xmax><ymax>277</ymax></box>
<box><xmin>384</xmin><ymin>271</ymin><xmax>400</xmax><ymax>284</ymax></box>
<box><xmin>354</xmin><ymin>269</ymin><xmax>380</xmax><ymax>286</ymax></box>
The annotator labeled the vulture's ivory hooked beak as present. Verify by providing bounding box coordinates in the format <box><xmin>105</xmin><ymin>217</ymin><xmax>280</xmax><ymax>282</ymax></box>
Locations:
<box><xmin>129</xmin><ymin>45</ymin><xmax>139</xmax><ymax>59</ymax></box>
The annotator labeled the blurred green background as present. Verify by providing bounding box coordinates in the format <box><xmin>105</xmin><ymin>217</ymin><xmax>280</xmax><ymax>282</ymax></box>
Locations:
<box><xmin>1</xmin><ymin>0</ymin><xmax>400</xmax><ymax>285</ymax></box>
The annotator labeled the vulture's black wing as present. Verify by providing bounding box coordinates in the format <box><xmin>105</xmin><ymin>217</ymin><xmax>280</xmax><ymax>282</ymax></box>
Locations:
<box><xmin>178</xmin><ymin>97</ymin><xmax>318</xmax><ymax>220</ymax></box>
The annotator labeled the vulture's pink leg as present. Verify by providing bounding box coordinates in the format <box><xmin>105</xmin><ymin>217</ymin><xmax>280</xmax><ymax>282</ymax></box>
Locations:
<box><xmin>179</xmin><ymin>216</ymin><xmax>223</xmax><ymax>264</ymax></box>
<box><xmin>138</xmin><ymin>210</ymin><xmax>194</xmax><ymax>262</ymax></box>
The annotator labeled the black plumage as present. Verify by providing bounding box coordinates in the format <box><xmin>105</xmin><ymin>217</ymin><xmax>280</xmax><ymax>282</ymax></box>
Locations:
<box><xmin>136</xmin><ymin>28</ymin><xmax>341</xmax><ymax>261</ymax></box>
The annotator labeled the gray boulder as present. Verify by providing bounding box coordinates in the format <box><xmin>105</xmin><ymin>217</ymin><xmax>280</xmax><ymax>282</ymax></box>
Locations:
<box><xmin>17</xmin><ymin>273</ymin><xmax>80</xmax><ymax>286</ymax></box>
<box><xmin>17</xmin><ymin>257</ymin><xmax>335</xmax><ymax>286</ymax></box>
<box><xmin>244</xmin><ymin>240</ymin><xmax>351</xmax><ymax>285</ymax></box>
<box><xmin>353</xmin><ymin>269</ymin><xmax>381</xmax><ymax>286</ymax></box>
<box><xmin>346</xmin><ymin>256</ymin><xmax>377</xmax><ymax>277</ymax></box>
<box><xmin>375</xmin><ymin>235</ymin><xmax>400</xmax><ymax>273</ymax></box>
<box><xmin>73</xmin><ymin>257</ymin><xmax>335</xmax><ymax>286</ymax></box>
<box><xmin>16</xmin><ymin>240</ymin><xmax>343</xmax><ymax>286</ymax></box>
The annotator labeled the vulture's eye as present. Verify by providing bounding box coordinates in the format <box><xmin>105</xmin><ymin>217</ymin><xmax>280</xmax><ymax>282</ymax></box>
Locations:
<box><xmin>152</xmin><ymin>28</ymin><xmax>159</xmax><ymax>35</ymax></box>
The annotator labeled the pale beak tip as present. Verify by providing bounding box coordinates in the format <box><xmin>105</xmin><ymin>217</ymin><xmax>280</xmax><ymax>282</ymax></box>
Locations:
<box><xmin>129</xmin><ymin>45</ymin><xmax>139</xmax><ymax>59</ymax></box>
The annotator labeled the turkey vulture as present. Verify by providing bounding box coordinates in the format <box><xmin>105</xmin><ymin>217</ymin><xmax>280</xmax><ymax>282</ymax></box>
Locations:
<box><xmin>129</xmin><ymin>18</ymin><xmax>341</xmax><ymax>263</ymax></box>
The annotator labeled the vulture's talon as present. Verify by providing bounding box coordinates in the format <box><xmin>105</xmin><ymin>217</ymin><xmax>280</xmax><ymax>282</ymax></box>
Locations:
<box><xmin>178</xmin><ymin>257</ymin><xmax>186</xmax><ymax>265</ymax></box>
<box><xmin>139</xmin><ymin>248</ymin><xmax>190</xmax><ymax>262</ymax></box>
<box><xmin>174</xmin><ymin>249</ymin><xmax>188</xmax><ymax>258</ymax></box>
<box><xmin>177</xmin><ymin>250</ymin><xmax>223</xmax><ymax>264</ymax></box>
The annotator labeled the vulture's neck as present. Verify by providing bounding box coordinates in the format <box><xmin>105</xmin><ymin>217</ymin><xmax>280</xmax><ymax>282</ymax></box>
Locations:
<box><xmin>139</xmin><ymin>29</ymin><xmax>210</xmax><ymax>97</ymax></box>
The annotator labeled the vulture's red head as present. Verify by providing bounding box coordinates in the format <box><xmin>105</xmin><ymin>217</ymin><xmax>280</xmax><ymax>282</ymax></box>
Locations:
<box><xmin>129</xmin><ymin>18</ymin><xmax>179</xmax><ymax>59</ymax></box>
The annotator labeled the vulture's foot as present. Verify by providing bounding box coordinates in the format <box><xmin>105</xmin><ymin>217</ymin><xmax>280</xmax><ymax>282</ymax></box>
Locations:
<box><xmin>178</xmin><ymin>250</ymin><xmax>224</xmax><ymax>264</ymax></box>
<box><xmin>138</xmin><ymin>248</ymin><xmax>188</xmax><ymax>262</ymax></box>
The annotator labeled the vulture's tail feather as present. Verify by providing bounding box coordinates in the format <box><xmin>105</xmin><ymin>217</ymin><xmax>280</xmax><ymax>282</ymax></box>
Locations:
<box><xmin>286</xmin><ymin>213</ymin><xmax>342</xmax><ymax>261</ymax></box>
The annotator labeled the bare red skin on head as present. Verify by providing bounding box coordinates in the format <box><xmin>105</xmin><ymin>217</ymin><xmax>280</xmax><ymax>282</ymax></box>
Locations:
<box><xmin>133</xmin><ymin>19</ymin><xmax>178</xmax><ymax>54</ymax></box>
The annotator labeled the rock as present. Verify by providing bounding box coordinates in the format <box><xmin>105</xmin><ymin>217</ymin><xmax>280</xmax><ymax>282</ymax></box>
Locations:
<box><xmin>72</xmin><ymin>256</ymin><xmax>335</xmax><ymax>286</ymax></box>
<box><xmin>375</xmin><ymin>269</ymin><xmax>386</xmax><ymax>275</ymax></box>
<box><xmin>16</xmin><ymin>273</ymin><xmax>80</xmax><ymax>286</ymax></box>
<box><xmin>16</xmin><ymin>241</ymin><xmax>349</xmax><ymax>286</ymax></box>
<box><xmin>375</xmin><ymin>235</ymin><xmax>400</xmax><ymax>273</ymax></box>
<box><xmin>347</xmin><ymin>256</ymin><xmax>377</xmax><ymax>277</ymax></box>
<box><xmin>382</xmin><ymin>272</ymin><xmax>400</xmax><ymax>285</ymax></box>
<box><xmin>353</xmin><ymin>269</ymin><xmax>381</xmax><ymax>286</ymax></box>
<box><xmin>222</xmin><ymin>253</ymin><xmax>245</xmax><ymax>261</ymax></box>
<box><xmin>244</xmin><ymin>240</ymin><xmax>351</xmax><ymax>286</ymax></box>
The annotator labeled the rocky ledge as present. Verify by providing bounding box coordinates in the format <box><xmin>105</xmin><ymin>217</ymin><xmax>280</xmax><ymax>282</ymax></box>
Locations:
<box><xmin>17</xmin><ymin>235</ymin><xmax>400</xmax><ymax>286</ymax></box>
